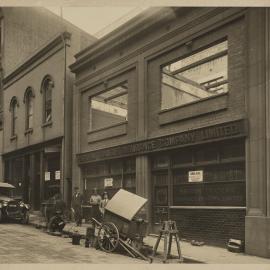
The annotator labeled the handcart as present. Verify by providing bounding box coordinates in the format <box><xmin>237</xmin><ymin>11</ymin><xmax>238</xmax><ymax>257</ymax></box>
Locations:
<box><xmin>92</xmin><ymin>189</ymin><xmax>152</xmax><ymax>262</ymax></box>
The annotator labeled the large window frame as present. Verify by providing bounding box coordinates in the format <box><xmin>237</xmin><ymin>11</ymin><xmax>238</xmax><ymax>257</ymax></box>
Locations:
<box><xmin>160</xmin><ymin>39</ymin><xmax>228</xmax><ymax>111</ymax></box>
<box><xmin>151</xmin><ymin>139</ymin><xmax>246</xmax><ymax>223</ymax></box>
<box><xmin>82</xmin><ymin>158</ymin><xmax>136</xmax><ymax>199</ymax></box>
<box><xmin>89</xmin><ymin>81</ymin><xmax>128</xmax><ymax>132</ymax></box>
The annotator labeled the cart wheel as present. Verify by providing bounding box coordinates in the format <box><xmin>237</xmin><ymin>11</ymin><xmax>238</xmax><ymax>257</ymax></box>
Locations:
<box><xmin>97</xmin><ymin>222</ymin><xmax>119</xmax><ymax>253</ymax></box>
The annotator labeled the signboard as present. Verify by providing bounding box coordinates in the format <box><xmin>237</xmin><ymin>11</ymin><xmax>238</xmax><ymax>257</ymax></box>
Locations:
<box><xmin>188</xmin><ymin>170</ymin><xmax>203</xmax><ymax>182</ymax></box>
<box><xmin>45</xmin><ymin>172</ymin><xmax>50</xmax><ymax>181</ymax></box>
<box><xmin>55</xmin><ymin>171</ymin><xmax>61</xmax><ymax>180</ymax></box>
<box><xmin>78</xmin><ymin>120</ymin><xmax>247</xmax><ymax>164</ymax></box>
<box><xmin>104</xmin><ymin>178</ymin><xmax>113</xmax><ymax>187</ymax></box>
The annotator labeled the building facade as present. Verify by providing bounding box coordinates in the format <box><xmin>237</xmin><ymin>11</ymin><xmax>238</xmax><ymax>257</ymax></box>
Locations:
<box><xmin>70</xmin><ymin>7</ymin><xmax>270</xmax><ymax>258</ymax></box>
<box><xmin>0</xmin><ymin>7</ymin><xmax>96</xmax><ymax>209</ymax></box>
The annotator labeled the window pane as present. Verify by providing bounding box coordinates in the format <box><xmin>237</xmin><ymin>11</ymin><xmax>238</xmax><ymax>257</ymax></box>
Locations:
<box><xmin>27</xmin><ymin>95</ymin><xmax>33</xmax><ymax>129</ymax></box>
<box><xmin>161</xmin><ymin>40</ymin><xmax>228</xmax><ymax>110</ymax></box>
<box><xmin>44</xmin><ymin>79</ymin><xmax>53</xmax><ymax>122</ymax></box>
<box><xmin>12</xmin><ymin>102</ymin><xmax>17</xmax><ymax>135</ymax></box>
<box><xmin>28</xmin><ymin>115</ymin><xmax>33</xmax><ymax>129</ymax></box>
<box><xmin>90</xmin><ymin>82</ymin><xmax>128</xmax><ymax>130</ymax></box>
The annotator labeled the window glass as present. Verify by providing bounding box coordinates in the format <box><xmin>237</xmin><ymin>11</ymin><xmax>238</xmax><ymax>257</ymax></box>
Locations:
<box><xmin>83</xmin><ymin>157</ymin><xmax>136</xmax><ymax>200</ymax></box>
<box><xmin>90</xmin><ymin>82</ymin><xmax>128</xmax><ymax>130</ymax></box>
<box><xmin>152</xmin><ymin>155</ymin><xmax>169</xmax><ymax>169</ymax></box>
<box><xmin>43</xmin><ymin>79</ymin><xmax>53</xmax><ymax>123</ymax></box>
<box><xmin>11</xmin><ymin>100</ymin><xmax>17</xmax><ymax>136</ymax></box>
<box><xmin>26</xmin><ymin>93</ymin><xmax>33</xmax><ymax>129</ymax></box>
<box><xmin>161</xmin><ymin>40</ymin><xmax>228</xmax><ymax>110</ymax></box>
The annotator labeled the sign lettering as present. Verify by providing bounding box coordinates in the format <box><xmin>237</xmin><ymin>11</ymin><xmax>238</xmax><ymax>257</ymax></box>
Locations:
<box><xmin>78</xmin><ymin>120</ymin><xmax>247</xmax><ymax>164</ymax></box>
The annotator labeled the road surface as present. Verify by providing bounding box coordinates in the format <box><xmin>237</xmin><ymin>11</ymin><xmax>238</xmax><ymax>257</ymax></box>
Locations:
<box><xmin>0</xmin><ymin>223</ymin><xmax>143</xmax><ymax>264</ymax></box>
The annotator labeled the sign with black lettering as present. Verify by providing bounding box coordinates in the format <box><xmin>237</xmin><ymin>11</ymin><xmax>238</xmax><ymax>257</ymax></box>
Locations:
<box><xmin>104</xmin><ymin>178</ymin><xmax>113</xmax><ymax>187</ymax></box>
<box><xmin>189</xmin><ymin>170</ymin><xmax>203</xmax><ymax>182</ymax></box>
<box><xmin>45</xmin><ymin>172</ymin><xmax>50</xmax><ymax>181</ymax></box>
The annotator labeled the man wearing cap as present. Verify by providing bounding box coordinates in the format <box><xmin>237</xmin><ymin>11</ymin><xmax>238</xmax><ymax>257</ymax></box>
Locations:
<box><xmin>71</xmin><ymin>187</ymin><xmax>83</xmax><ymax>226</ymax></box>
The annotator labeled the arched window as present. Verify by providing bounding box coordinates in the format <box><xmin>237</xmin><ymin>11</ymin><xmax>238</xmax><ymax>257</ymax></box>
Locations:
<box><xmin>9</xmin><ymin>97</ymin><xmax>19</xmax><ymax>136</ymax></box>
<box><xmin>24</xmin><ymin>87</ymin><xmax>35</xmax><ymax>130</ymax></box>
<box><xmin>41</xmin><ymin>76</ymin><xmax>54</xmax><ymax>123</ymax></box>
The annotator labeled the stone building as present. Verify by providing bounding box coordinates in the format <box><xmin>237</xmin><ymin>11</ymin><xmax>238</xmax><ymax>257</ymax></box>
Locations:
<box><xmin>0</xmin><ymin>7</ymin><xmax>96</xmax><ymax>209</ymax></box>
<box><xmin>70</xmin><ymin>7</ymin><xmax>270</xmax><ymax>258</ymax></box>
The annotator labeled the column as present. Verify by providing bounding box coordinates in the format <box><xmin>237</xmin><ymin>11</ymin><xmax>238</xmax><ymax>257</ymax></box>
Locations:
<box><xmin>136</xmin><ymin>156</ymin><xmax>151</xmax><ymax>222</ymax></box>
<box><xmin>39</xmin><ymin>151</ymin><xmax>44</xmax><ymax>203</ymax></box>
<box><xmin>245</xmin><ymin>8</ymin><xmax>270</xmax><ymax>258</ymax></box>
<box><xmin>29</xmin><ymin>153</ymin><xmax>35</xmax><ymax>209</ymax></box>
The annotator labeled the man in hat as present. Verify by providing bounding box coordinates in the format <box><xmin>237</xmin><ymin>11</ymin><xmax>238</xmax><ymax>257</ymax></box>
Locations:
<box><xmin>71</xmin><ymin>186</ymin><xmax>83</xmax><ymax>226</ymax></box>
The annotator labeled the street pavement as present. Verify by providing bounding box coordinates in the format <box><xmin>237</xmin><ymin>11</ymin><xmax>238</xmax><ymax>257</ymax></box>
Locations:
<box><xmin>0</xmin><ymin>223</ymin><xmax>144</xmax><ymax>264</ymax></box>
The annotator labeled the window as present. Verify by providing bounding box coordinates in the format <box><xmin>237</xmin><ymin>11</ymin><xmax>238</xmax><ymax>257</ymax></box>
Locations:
<box><xmin>83</xmin><ymin>158</ymin><xmax>136</xmax><ymax>199</ymax></box>
<box><xmin>89</xmin><ymin>82</ymin><xmax>128</xmax><ymax>131</ymax></box>
<box><xmin>41</xmin><ymin>76</ymin><xmax>54</xmax><ymax>123</ymax></box>
<box><xmin>24</xmin><ymin>87</ymin><xmax>34</xmax><ymax>130</ymax></box>
<box><xmin>161</xmin><ymin>40</ymin><xmax>228</xmax><ymax>110</ymax></box>
<box><xmin>151</xmin><ymin>139</ymin><xmax>245</xmax><ymax>211</ymax></box>
<box><xmin>10</xmin><ymin>97</ymin><xmax>18</xmax><ymax>137</ymax></box>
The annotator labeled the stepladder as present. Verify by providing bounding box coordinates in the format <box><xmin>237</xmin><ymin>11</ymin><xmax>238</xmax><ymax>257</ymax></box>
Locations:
<box><xmin>152</xmin><ymin>220</ymin><xmax>183</xmax><ymax>263</ymax></box>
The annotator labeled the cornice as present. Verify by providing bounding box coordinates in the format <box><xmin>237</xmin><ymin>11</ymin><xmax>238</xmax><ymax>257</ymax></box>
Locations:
<box><xmin>3</xmin><ymin>31</ymin><xmax>71</xmax><ymax>87</ymax></box>
<box><xmin>69</xmin><ymin>7</ymin><xmax>187</xmax><ymax>72</ymax></box>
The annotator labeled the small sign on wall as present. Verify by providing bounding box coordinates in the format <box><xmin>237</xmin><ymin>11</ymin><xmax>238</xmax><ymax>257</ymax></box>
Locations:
<box><xmin>55</xmin><ymin>170</ymin><xmax>61</xmax><ymax>180</ymax></box>
<box><xmin>188</xmin><ymin>170</ymin><xmax>203</xmax><ymax>182</ymax></box>
<box><xmin>45</xmin><ymin>172</ymin><xmax>50</xmax><ymax>181</ymax></box>
<box><xmin>104</xmin><ymin>178</ymin><xmax>113</xmax><ymax>187</ymax></box>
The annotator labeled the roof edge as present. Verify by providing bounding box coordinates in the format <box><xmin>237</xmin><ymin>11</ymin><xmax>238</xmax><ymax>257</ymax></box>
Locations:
<box><xmin>70</xmin><ymin>7</ymin><xmax>182</xmax><ymax>72</ymax></box>
<box><xmin>3</xmin><ymin>31</ymin><xmax>71</xmax><ymax>86</ymax></box>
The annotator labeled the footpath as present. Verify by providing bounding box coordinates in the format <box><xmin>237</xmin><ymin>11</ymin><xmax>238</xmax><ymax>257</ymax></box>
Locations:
<box><xmin>29</xmin><ymin>212</ymin><xmax>270</xmax><ymax>264</ymax></box>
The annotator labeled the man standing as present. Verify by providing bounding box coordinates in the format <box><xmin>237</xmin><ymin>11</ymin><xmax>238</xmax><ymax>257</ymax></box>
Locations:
<box><xmin>89</xmin><ymin>188</ymin><xmax>102</xmax><ymax>221</ymax></box>
<box><xmin>71</xmin><ymin>187</ymin><xmax>83</xmax><ymax>226</ymax></box>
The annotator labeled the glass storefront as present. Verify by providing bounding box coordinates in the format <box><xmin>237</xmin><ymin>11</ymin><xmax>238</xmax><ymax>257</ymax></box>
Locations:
<box><xmin>82</xmin><ymin>157</ymin><xmax>136</xmax><ymax>201</ymax></box>
<box><xmin>151</xmin><ymin>138</ymin><xmax>246</xmax><ymax>224</ymax></box>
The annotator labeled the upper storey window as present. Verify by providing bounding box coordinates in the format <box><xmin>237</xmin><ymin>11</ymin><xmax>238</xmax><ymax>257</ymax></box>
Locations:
<box><xmin>41</xmin><ymin>76</ymin><xmax>54</xmax><ymax>123</ymax></box>
<box><xmin>89</xmin><ymin>82</ymin><xmax>128</xmax><ymax>131</ymax></box>
<box><xmin>10</xmin><ymin>97</ymin><xmax>18</xmax><ymax>137</ymax></box>
<box><xmin>24</xmin><ymin>87</ymin><xmax>34</xmax><ymax>130</ymax></box>
<box><xmin>161</xmin><ymin>40</ymin><xmax>228</xmax><ymax>110</ymax></box>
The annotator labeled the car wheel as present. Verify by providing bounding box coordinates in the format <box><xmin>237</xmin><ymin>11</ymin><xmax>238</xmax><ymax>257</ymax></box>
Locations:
<box><xmin>21</xmin><ymin>212</ymin><xmax>29</xmax><ymax>224</ymax></box>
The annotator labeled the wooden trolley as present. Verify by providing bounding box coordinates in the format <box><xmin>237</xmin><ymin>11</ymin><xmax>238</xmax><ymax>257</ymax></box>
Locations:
<box><xmin>92</xmin><ymin>189</ymin><xmax>152</xmax><ymax>262</ymax></box>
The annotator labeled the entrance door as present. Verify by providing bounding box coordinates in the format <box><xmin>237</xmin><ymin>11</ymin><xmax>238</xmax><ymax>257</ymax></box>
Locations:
<box><xmin>152</xmin><ymin>172</ymin><xmax>169</xmax><ymax>225</ymax></box>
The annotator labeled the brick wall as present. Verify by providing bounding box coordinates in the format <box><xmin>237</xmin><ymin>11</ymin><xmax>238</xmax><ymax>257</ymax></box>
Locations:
<box><xmin>147</xmin><ymin>16</ymin><xmax>246</xmax><ymax>139</ymax></box>
<box><xmin>170</xmin><ymin>208</ymin><xmax>246</xmax><ymax>247</ymax></box>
